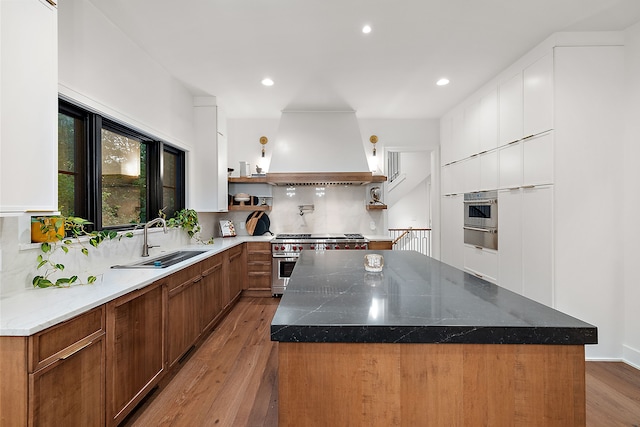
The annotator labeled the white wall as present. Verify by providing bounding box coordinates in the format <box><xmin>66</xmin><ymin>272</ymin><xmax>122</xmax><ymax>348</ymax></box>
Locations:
<box><xmin>227</xmin><ymin>118</ymin><xmax>280</xmax><ymax>175</ymax></box>
<box><xmin>0</xmin><ymin>0</ymin><xmax>202</xmax><ymax>297</ymax></box>
<box><xmin>623</xmin><ymin>22</ymin><xmax>640</xmax><ymax>368</ymax></box>
<box><xmin>58</xmin><ymin>0</ymin><xmax>196</xmax><ymax>150</ymax></box>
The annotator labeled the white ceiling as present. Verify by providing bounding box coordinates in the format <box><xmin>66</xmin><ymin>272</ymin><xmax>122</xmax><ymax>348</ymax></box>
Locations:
<box><xmin>88</xmin><ymin>0</ymin><xmax>640</xmax><ymax>119</ymax></box>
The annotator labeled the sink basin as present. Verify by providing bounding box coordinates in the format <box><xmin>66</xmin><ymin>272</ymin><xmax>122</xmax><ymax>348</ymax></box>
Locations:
<box><xmin>111</xmin><ymin>250</ymin><xmax>208</xmax><ymax>269</ymax></box>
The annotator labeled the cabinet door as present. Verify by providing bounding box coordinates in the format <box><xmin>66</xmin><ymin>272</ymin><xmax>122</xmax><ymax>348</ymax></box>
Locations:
<box><xmin>0</xmin><ymin>0</ymin><xmax>57</xmax><ymax>212</ymax></box>
<box><xmin>246</xmin><ymin>242</ymin><xmax>273</xmax><ymax>290</ymax></box>
<box><xmin>523</xmin><ymin>53</ymin><xmax>554</xmax><ymax>137</ymax></box>
<box><xmin>463</xmin><ymin>245</ymin><xmax>498</xmax><ymax>283</ymax></box>
<box><xmin>440</xmin><ymin>117</ymin><xmax>454</xmax><ymax>166</ymax></box>
<box><xmin>479</xmin><ymin>151</ymin><xmax>498</xmax><ymax>191</ymax></box>
<box><xmin>463</xmin><ymin>101</ymin><xmax>481</xmax><ymax>157</ymax></box>
<box><xmin>441</xmin><ymin>165</ymin><xmax>452</xmax><ymax>195</ymax></box>
<box><xmin>462</xmin><ymin>156</ymin><xmax>481</xmax><ymax>193</ymax></box>
<box><xmin>497</xmin><ymin>189</ymin><xmax>523</xmax><ymax>294</ymax></box>
<box><xmin>522</xmin><ymin>186</ymin><xmax>553</xmax><ymax>307</ymax></box>
<box><xmin>192</xmin><ymin>101</ymin><xmax>228</xmax><ymax>212</ymax></box>
<box><xmin>522</xmin><ymin>132</ymin><xmax>553</xmax><ymax>186</ymax></box>
<box><xmin>479</xmin><ymin>88</ymin><xmax>499</xmax><ymax>152</ymax></box>
<box><xmin>499</xmin><ymin>73</ymin><xmax>523</xmax><ymax>146</ymax></box>
<box><xmin>228</xmin><ymin>246</ymin><xmax>245</xmax><ymax>302</ymax></box>
<box><xmin>29</xmin><ymin>336</ymin><xmax>105</xmax><ymax>427</ymax></box>
<box><xmin>451</xmin><ymin>111</ymin><xmax>465</xmax><ymax>162</ymax></box>
<box><xmin>440</xmin><ymin>195</ymin><xmax>464</xmax><ymax>270</ymax></box>
<box><xmin>201</xmin><ymin>255</ymin><xmax>224</xmax><ymax>332</ymax></box>
<box><xmin>167</xmin><ymin>277</ymin><xmax>203</xmax><ymax>367</ymax></box>
<box><xmin>498</xmin><ymin>143</ymin><xmax>522</xmax><ymax>189</ymax></box>
<box><xmin>107</xmin><ymin>284</ymin><xmax>164</xmax><ymax>426</ymax></box>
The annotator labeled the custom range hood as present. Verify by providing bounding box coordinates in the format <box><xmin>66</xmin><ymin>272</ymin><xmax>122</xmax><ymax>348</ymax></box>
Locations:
<box><xmin>266</xmin><ymin>111</ymin><xmax>385</xmax><ymax>185</ymax></box>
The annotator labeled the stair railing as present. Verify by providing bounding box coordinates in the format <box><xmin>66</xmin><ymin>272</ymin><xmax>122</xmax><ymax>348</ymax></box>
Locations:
<box><xmin>389</xmin><ymin>228</ymin><xmax>431</xmax><ymax>256</ymax></box>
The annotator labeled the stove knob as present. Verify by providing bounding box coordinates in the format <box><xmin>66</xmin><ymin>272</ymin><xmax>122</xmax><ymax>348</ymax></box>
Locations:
<box><xmin>298</xmin><ymin>246</ymin><xmax>303</xmax><ymax>251</ymax></box>
<box><xmin>334</xmin><ymin>245</ymin><xmax>340</xmax><ymax>249</ymax></box>
<box><xmin>354</xmin><ymin>245</ymin><xmax>359</xmax><ymax>249</ymax></box>
<box><xmin>325</xmin><ymin>245</ymin><xmax>331</xmax><ymax>250</ymax></box>
<box><xmin>345</xmin><ymin>245</ymin><xmax>350</xmax><ymax>249</ymax></box>
<box><xmin>280</xmin><ymin>246</ymin><xmax>285</xmax><ymax>251</ymax></box>
<box><xmin>310</xmin><ymin>245</ymin><xmax>315</xmax><ymax>250</ymax></box>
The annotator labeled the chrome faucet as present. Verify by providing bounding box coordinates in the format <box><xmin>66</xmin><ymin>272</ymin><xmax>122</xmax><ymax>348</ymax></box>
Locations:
<box><xmin>142</xmin><ymin>217</ymin><xmax>168</xmax><ymax>257</ymax></box>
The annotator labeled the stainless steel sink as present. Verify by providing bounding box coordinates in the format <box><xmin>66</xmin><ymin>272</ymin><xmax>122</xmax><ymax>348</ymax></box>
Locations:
<box><xmin>111</xmin><ymin>250</ymin><xmax>208</xmax><ymax>269</ymax></box>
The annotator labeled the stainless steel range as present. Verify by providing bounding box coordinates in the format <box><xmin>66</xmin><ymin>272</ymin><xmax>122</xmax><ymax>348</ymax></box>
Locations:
<box><xmin>271</xmin><ymin>233</ymin><xmax>368</xmax><ymax>296</ymax></box>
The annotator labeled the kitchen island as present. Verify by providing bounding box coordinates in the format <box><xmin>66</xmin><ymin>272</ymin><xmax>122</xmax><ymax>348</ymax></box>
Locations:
<box><xmin>271</xmin><ymin>250</ymin><xmax>597</xmax><ymax>426</ymax></box>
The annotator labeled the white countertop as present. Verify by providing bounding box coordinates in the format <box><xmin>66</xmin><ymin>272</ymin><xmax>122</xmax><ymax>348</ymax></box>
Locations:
<box><xmin>0</xmin><ymin>236</ymin><xmax>272</xmax><ymax>336</ymax></box>
<box><xmin>1</xmin><ymin>234</ymin><xmax>392</xmax><ymax>336</ymax></box>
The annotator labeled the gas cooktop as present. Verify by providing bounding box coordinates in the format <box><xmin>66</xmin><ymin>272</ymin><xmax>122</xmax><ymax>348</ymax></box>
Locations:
<box><xmin>274</xmin><ymin>233</ymin><xmax>365</xmax><ymax>240</ymax></box>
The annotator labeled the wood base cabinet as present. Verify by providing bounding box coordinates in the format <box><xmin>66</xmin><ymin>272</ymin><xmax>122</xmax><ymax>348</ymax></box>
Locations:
<box><xmin>166</xmin><ymin>264</ymin><xmax>203</xmax><ymax>367</ymax></box>
<box><xmin>246</xmin><ymin>242</ymin><xmax>272</xmax><ymax>292</ymax></box>
<box><xmin>279</xmin><ymin>342</ymin><xmax>586</xmax><ymax>426</ymax></box>
<box><xmin>201</xmin><ymin>253</ymin><xmax>224</xmax><ymax>332</ymax></box>
<box><xmin>0</xmin><ymin>307</ymin><xmax>105</xmax><ymax>427</ymax></box>
<box><xmin>106</xmin><ymin>283</ymin><xmax>165</xmax><ymax>426</ymax></box>
<box><xmin>226</xmin><ymin>244</ymin><xmax>245</xmax><ymax>306</ymax></box>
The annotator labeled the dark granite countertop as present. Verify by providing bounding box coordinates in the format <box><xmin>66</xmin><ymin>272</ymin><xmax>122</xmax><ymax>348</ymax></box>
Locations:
<box><xmin>270</xmin><ymin>250</ymin><xmax>597</xmax><ymax>345</ymax></box>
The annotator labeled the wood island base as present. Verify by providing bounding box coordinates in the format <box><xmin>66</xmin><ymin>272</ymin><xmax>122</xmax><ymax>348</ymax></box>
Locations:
<box><xmin>278</xmin><ymin>342</ymin><xmax>586</xmax><ymax>427</ymax></box>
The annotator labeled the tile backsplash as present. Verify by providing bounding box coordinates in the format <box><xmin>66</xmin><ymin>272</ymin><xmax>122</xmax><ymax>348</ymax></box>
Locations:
<box><xmin>206</xmin><ymin>185</ymin><xmax>385</xmax><ymax>237</ymax></box>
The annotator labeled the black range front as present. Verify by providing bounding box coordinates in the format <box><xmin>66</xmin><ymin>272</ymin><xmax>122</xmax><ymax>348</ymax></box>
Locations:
<box><xmin>271</xmin><ymin>233</ymin><xmax>368</xmax><ymax>296</ymax></box>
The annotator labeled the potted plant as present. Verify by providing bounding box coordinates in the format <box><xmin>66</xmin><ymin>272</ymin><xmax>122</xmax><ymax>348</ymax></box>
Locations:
<box><xmin>161</xmin><ymin>208</ymin><xmax>214</xmax><ymax>245</ymax></box>
<box><xmin>32</xmin><ymin>216</ymin><xmax>134</xmax><ymax>288</ymax></box>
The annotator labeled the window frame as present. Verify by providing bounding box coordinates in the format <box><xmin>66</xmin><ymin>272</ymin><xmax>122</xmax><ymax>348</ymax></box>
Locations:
<box><xmin>58</xmin><ymin>98</ymin><xmax>186</xmax><ymax>231</ymax></box>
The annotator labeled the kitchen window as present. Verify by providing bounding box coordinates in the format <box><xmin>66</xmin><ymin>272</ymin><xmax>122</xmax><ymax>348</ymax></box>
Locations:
<box><xmin>58</xmin><ymin>99</ymin><xmax>185</xmax><ymax>230</ymax></box>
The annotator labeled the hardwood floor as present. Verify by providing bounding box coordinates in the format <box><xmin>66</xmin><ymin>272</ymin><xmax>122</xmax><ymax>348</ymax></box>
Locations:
<box><xmin>121</xmin><ymin>297</ymin><xmax>280</xmax><ymax>427</ymax></box>
<box><xmin>122</xmin><ymin>296</ymin><xmax>640</xmax><ymax>427</ymax></box>
<box><xmin>586</xmin><ymin>361</ymin><xmax>640</xmax><ymax>426</ymax></box>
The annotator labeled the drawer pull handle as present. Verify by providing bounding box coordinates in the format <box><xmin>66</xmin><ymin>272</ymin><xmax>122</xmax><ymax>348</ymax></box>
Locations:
<box><xmin>60</xmin><ymin>341</ymin><xmax>93</xmax><ymax>360</ymax></box>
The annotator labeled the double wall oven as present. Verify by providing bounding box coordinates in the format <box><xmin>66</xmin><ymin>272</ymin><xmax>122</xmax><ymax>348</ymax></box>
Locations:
<box><xmin>271</xmin><ymin>233</ymin><xmax>368</xmax><ymax>296</ymax></box>
<box><xmin>463</xmin><ymin>190</ymin><xmax>498</xmax><ymax>250</ymax></box>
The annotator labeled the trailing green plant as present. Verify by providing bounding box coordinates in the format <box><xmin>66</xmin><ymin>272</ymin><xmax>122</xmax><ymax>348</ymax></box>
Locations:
<box><xmin>32</xmin><ymin>216</ymin><xmax>134</xmax><ymax>288</ymax></box>
<box><xmin>161</xmin><ymin>208</ymin><xmax>214</xmax><ymax>245</ymax></box>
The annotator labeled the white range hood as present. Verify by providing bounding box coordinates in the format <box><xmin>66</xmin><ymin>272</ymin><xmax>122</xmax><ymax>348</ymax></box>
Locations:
<box><xmin>267</xmin><ymin>111</ymin><xmax>373</xmax><ymax>184</ymax></box>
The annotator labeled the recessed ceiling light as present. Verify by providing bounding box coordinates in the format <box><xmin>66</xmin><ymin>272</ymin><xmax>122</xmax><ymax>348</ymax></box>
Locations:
<box><xmin>436</xmin><ymin>78</ymin><xmax>450</xmax><ymax>86</ymax></box>
<box><xmin>362</xmin><ymin>25</ymin><xmax>372</xmax><ymax>34</ymax></box>
<box><xmin>261</xmin><ymin>78</ymin><xmax>274</xmax><ymax>86</ymax></box>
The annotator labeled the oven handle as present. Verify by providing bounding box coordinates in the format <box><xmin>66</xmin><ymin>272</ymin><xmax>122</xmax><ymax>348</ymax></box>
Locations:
<box><xmin>464</xmin><ymin>199</ymin><xmax>497</xmax><ymax>205</ymax></box>
<box><xmin>463</xmin><ymin>226</ymin><xmax>497</xmax><ymax>233</ymax></box>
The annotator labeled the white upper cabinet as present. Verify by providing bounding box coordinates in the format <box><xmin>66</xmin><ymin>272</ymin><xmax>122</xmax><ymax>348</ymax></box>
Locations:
<box><xmin>440</xmin><ymin>117</ymin><xmax>453</xmax><ymax>166</ymax></box>
<box><xmin>463</xmin><ymin>101</ymin><xmax>481</xmax><ymax>158</ymax></box>
<box><xmin>192</xmin><ymin>99</ymin><xmax>228</xmax><ymax>212</ymax></box>
<box><xmin>451</xmin><ymin>111</ymin><xmax>465</xmax><ymax>162</ymax></box>
<box><xmin>523</xmin><ymin>53</ymin><xmax>554</xmax><ymax>137</ymax></box>
<box><xmin>1</xmin><ymin>0</ymin><xmax>58</xmax><ymax>213</ymax></box>
<box><xmin>462</xmin><ymin>156</ymin><xmax>481</xmax><ymax>193</ymax></box>
<box><xmin>478</xmin><ymin>88</ymin><xmax>499</xmax><ymax>153</ymax></box>
<box><xmin>522</xmin><ymin>131</ymin><xmax>553</xmax><ymax>186</ymax></box>
<box><xmin>498</xmin><ymin>142</ymin><xmax>523</xmax><ymax>189</ymax></box>
<box><xmin>498</xmin><ymin>72</ymin><xmax>524</xmax><ymax>146</ymax></box>
<box><xmin>479</xmin><ymin>150</ymin><xmax>498</xmax><ymax>191</ymax></box>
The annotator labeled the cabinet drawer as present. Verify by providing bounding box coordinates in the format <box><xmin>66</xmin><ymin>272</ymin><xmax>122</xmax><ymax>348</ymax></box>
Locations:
<box><xmin>29</xmin><ymin>306</ymin><xmax>105</xmax><ymax>372</ymax></box>
<box><xmin>201</xmin><ymin>253</ymin><xmax>223</xmax><ymax>273</ymax></box>
<box><xmin>247</xmin><ymin>261</ymin><xmax>271</xmax><ymax>273</ymax></box>
<box><xmin>463</xmin><ymin>245</ymin><xmax>498</xmax><ymax>283</ymax></box>
<box><xmin>246</xmin><ymin>242</ymin><xmax>271</xmax><ymax>252</ymax></box>
<box><xmin>247</xmin><ymin>274</ymin><xmax>271</xmax><ymax>289</ymax></box>
<box><xmin>165</xmin><ymin>263</ymin><xmax>201</xmax><ymax>292</ymax></box>
<box><xmin>246</xmin><ymin>251</ymin><xmax>271</xmax><ymax>262</ymax></box>
<box><xmin>228</xmin><ymin>244</ymin><xmax>244</xmax><ymax>261</ymax></box>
